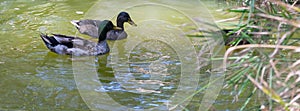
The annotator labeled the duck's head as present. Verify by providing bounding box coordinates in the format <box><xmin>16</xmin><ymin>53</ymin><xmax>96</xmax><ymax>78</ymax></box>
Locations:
<box><xmin>117</xmin><ymin>12</ymin><xmax>137</xmax><ymax>27</ymax></box>
<box><xmin>98</xmin><ymin>20</ymin><xmax>121</xmax><ymax>41</ymax></box>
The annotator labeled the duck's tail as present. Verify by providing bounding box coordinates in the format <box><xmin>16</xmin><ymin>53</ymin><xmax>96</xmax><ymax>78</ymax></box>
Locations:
<box><xmin>40</xmin><ymin>33</ymin><xmax>59</xmax><ymax>48</ymax></box>
<box><xmin>70</xmin><ymin>20</ymin><xmax>80</xmax><ymax>29</ymax></box>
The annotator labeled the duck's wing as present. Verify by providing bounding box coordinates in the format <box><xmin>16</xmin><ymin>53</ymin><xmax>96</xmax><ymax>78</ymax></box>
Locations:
<box><xmin>40</xmin><ymin>33</ymin><xmax>104</xmax><ymax>56</ymax></box>
<box><xmin>106</xmin><ymin>30</ymin><xmax>127</xmax><ymax>40</ymax></box>
<box><xmin>70</xmin><ymin>19</ymin><xmax>102</xmax><ymax>38</ymax></box>
<box><xmin>40</xmin><ymin>33</ymin><xmax>73</xmax><ymax>55</ymax></box>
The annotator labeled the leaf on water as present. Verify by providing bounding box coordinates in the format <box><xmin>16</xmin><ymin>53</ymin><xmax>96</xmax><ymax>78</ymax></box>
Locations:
<box><xmin>75</xmin><ymin>11</ymin><xmax>84</xmax><ymax>15</ymax></box>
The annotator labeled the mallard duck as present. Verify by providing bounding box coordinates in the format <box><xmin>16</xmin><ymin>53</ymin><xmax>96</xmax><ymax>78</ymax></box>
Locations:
<box><xmin>40</xmin><ymin>20</ymin><xmax>119</xmax><ymax>56</ymax></box>
<box><xmin>70</xmin><ymin>11</ymin><xmax>137</xmax><ymax>40</ymax></box>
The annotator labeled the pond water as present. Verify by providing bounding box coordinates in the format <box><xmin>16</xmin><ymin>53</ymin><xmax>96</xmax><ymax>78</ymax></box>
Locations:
<box><xmin>0</xmin><ymin>0</ymin><xmax>258</xmax><ymax>110</ymax></box>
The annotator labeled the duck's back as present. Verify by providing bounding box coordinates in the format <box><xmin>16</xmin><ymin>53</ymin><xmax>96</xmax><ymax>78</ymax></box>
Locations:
<box><xmin>71</xmin><ymin>19</ymin><xmax>102</xmax><ymax>38</ymax></box>
<box><xmin>76</xmin><ymin>19</ymin><xmax>102</xmax><ymax>26</ymax></box>
<box><xmin>40</xmin><ymin>34</ymin><xmax>110</xmax><ymax>56</ymax></box>
<box><xmin>106</xmin><ymin>30</ymin><xmax>127</xmax><ymax>40</ymax></box>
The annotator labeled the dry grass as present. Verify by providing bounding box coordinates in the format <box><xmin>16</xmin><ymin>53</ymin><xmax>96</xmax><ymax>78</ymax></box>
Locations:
<box><xmin>220</xmin><ymin>0</ymin><xmax>300</xmax><ymax>110</ymax></box>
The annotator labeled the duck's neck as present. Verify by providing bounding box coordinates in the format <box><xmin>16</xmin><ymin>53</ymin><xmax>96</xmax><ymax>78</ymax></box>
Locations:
<box><xmin>116</xmin><ymin>20</ymin><xmax>125</xmax><ymax>30</ymax></box>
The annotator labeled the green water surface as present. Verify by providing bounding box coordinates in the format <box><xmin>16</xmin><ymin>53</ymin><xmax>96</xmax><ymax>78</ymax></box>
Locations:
<box><xmin>0</xmin><ymin>0</ymin><xmax>256</xmax><ymax>110</ymax></box>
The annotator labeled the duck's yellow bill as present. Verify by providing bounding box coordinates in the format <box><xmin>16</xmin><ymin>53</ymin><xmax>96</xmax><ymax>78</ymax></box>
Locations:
<box><xmin>128</xmin><ymin>19</ymin><xmax>137</xmax><ymax>26</ymax></box>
